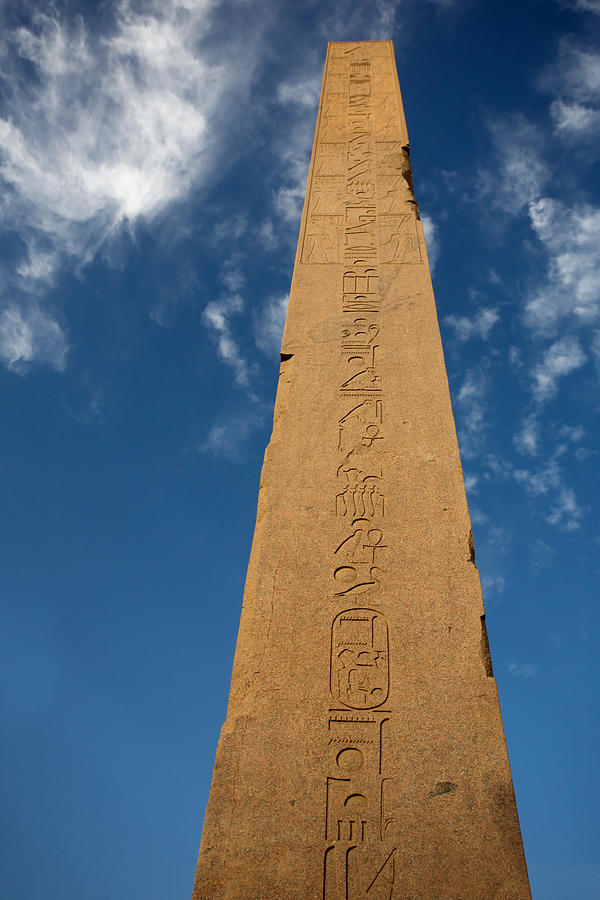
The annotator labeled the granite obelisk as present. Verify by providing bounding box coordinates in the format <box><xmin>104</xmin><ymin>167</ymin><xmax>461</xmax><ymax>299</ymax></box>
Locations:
<box><xmin>192</xmin><ymin>41</ymin><xmax>531</xmax><ymax>899</ymax></box>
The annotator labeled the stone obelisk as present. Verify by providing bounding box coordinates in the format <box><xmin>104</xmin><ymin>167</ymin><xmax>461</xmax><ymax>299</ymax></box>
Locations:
<box><xmin>192</xmin><ymin>41</ymin><xmax>531</xmax><ymax>899</ymax></box>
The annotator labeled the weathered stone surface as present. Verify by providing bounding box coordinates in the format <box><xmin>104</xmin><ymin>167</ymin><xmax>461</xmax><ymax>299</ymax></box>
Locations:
<box><xmin>192</xmin><ymin>41</ymin><xmax>531</xmax><ymax>899</ymax></box>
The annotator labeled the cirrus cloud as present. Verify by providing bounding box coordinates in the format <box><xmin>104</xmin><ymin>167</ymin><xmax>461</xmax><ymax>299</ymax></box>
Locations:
<box><xmin>0</xmin><ymin>0</ymin><xmax>262</xmax><ymax>370</ymax></box>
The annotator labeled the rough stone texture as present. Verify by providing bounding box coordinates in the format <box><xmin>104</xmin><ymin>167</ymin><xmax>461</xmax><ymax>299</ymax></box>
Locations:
<box><xmin>192</xmin><ymin>41</ymin><xmax>531</xmax><ymax>899</ymax></box>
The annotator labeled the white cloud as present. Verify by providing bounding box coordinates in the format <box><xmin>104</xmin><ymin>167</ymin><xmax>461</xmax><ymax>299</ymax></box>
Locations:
<box><xmin>513</xmin><ymin>458</ymin><xmax>585</xmax><ymax>528</ymax></box>
<box><xmin>484</xmin><ymin>454</ymin><xmax>513</xmax><ymax>482</ymax></box>
<box><xmin>277</xmin><ymin>77</ymin><xmax>321</xmax><ymax>110</ymax></box>
<box><xmin>275</xmin><ymin>184</ymin><xmax>307</xmax><ymax>224</ymax></box>
<box><xmin>514</xmin><ymin>414</ymin><xmax>540</xmax><ymax>455</ymax></box>
<box><xmin>487</xmin><ymin>525</ymin><xmax>511</xmax><ymax>556</ymax></box>
<box><xmin>16</xmin><ymin>248</ymin><xmax>58</xmax><ymax>282</ymax></box>
<box><xmin>199</xmin><ymin>409</ymin><xmax>264</xmax><ymax>462</ymax></box>
<box><xmin>487</xmin><ymin>444</ymin><xmax>587</xmax><ymax>530</ymax></box>
<box><xmin>477</xmin><ymin>116</ymin><xmax>549</xmax><ymax>217</ymax></box>
<box><xmin>514</xmin><ymin>459</ymin><xmax>561</xmax><ymax>496</ymax></box>
<box><xmin>0</xmin><ymin>1</ymin><xmax>262</xmax><ymax>370</ymax></box>
<box><xmin>482</xmin><ymin>573</ymin><xmax>506</xmax><ymax>598</ymax></box>
<box><xmin>0</xmin><ymin>305</ymin><xmax>67</xmax><ymax>372</ymax></box>
<box><xmin>421</xmin><ymin>213</ymin><xmax>439</xmax><ymax>272</ymax></box>
<box><xmin>456</xmin><ymin>370</ymin><xmax>483</xmax><ymax>404</ymax></box>
<box><xmin>0</xmin><ymin>4</ymin><xmax>227</xmax><ymax>253</ymax></box>
<box><xmin>317</xmin><ymin>0</ymin><xmax>401</xmax><ymax>40</ymax></box>
<box><xmin>531</xmin><ymin>336</ymin><xmax>586</xmax><ymax>401</ymax></box>
<box><xmin>454</xmin><ymin>370</ymin><xmax>487</xmax><ymax>458</ymax></box>
<box><xmin>556</xmin><ymin>423</ymin><xmax>586</xmax><ymax>456</ymax></box>
<box><xmin>445</xmin><ymin>307</ymin><xmax>500</xmax><ymax>341</ymax></box>
<box><xmin>549</xmin><ymin>41</ymin><xmax>600</xmax><ymax>101</ymax></box>
<box><xmin>544</xmin><ymin>40</ymin><xmax>600</xmax><ymax>139</ymax></box>
<box><xmin>560</xmin><ymin>0</ymin><xmax>600</xmax><ymax>11</ymax></box>
<box><xmin>203</xmin><ymin>293</ymin><xmax>250</xmax><ymax>387</ymax></box>
<box><xmin>470</xmin><ymin>506</ymin><xmax>489</xmax><ymax>526</ymax></box>
<box><xmin>220</xmin><ymin>253</ymin><xmax>246</xmax><ymax>293</ymax></box>
<box><xmin>592</xmin><ymin>329</ymin><xmax>600</xmax><ymax>368</ymax></box>
<box><xmin>254</xmin><ymin>295</ymin><xmax>289</xmax><ymax>357</ymax></box>
<box><xmin>550</xmin><ymin>99</ymin><xmax>600</xmax><ymax>135</ymax></box>
<box><xmin>464</xmin><ymin>473</ymin><xmax>478</xmax><ymax>493</ymax></box>
<box><xmin>272</xmin><ymin>68</ymin><xmax>322</xmax><ymax>227</ymax></box>
<box><xmin>525</xmin><ymin>199</ymin><xmax>600</xmax><ymax>332</ymax></box>
<box><xmin>212</xmin><ymin>216</ymin><xmax>248</xmax><ymax>245</ymax></box>
<box><xmin>547</xmin><ymin>488</ymin><xmax>585</xmax><ymax>530</ymax></box>
<box><xmin>508</xmin><ymin>346</ymin><xmax>524</xmax><ymax>371</ymax></box>
<box><xmin>258</xmin><ymin>220</ymin><xmax>278</xmax><ymax>252</ymax></box>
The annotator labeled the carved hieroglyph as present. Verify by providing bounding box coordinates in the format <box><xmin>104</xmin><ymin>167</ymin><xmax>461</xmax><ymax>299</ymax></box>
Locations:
<box><xmin>192</xmin><ymin>41</ymin><xmax>531</xmax><ymax>900</ymax></box>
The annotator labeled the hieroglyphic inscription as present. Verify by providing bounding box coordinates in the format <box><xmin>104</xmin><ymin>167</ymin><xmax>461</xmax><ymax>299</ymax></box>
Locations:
<box><xmin>331</xmin><ymin>610</ymin><xmax>389</xmax><ymax>709</ymax></box>
<box><xmin>318</xmin><ymin>44</ymin><xmax>413</xmax><ymax>900</ymax></box>
<box><xmin>302</xmin><ymin>43</ymin><xmax>418</xmax><ymax>269</ymax></box>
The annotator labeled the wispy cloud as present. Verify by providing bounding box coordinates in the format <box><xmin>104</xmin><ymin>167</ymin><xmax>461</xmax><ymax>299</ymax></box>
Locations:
<box><xmin>486</xmin><ymin>441</ymin><xmax>586</xmax><ymax>530</ymax></box>
<box><xmin>277</xmin><ymin>76</ymin><xmax>321</xmax><ymax>110</ymax></box>
<box><xmin>464</xmin><ymin>472</ymin><xmax>478</xmax><ymax>493</ymax></box>
<box><xmin>541</xmin><ymin>37</ymin><xmax>600</xmax><ymax>139</ymax></box>
<box><xmin>557</xmin><ymin>0</ymin><xmax>600</xmax><ymax>12</ymax></box>
<box><xmin>551</xmin><ymin>99</ymin><xmax>600</xmax><ymax>134</ymax></box>
<box><xmin>254</xmin><ymin>295</ymin><xmax>289</xmax><ymax>357</ymax></box>
<box><xmin>454</xmin><ymin>369</ymin><xmax>488</xmax><ymax>458</ymax></box>
<box><xmin>547</xmin><ymin>487</ymin><xmax>586</xmax><ymax>530</ymax></box>
<box><xmin>445</xmin><ymin>307</ymin><xmax>500</xmax><ymax>341</ymax></box>
<box><xmin>513</xmin><ymin>457</ymin><xmax>585</xmax><ymax>530</ymax></box>
<box><xmin>531</xmin><ymin>336</ymin><xmax>587</xmax><ymax>401</ymax></box>
<box><xmin>203</xmin><ymin>293</ymin><xmax>248</xmax><ymax>384</ymax></box>
<box><xmin>0</xmin><ymin>1</ymin><xmax>263</xmax><ymax>370</ymax></box>
<box><xmin>556</xmin><ymin>423</ymin><xmax>586</xmax><ymax>454</ymax></box>
<box><xmin>513</xmin><ymin>414</ymin><xmax>540</xmax><ymax>455</ymax></box>
<box><xmin>318</xmin><ymin>0</ymin><xmax>401</xmax><ymax>40</ymax></box>
<box><xmin>272</xmin><ymin>76</ymin><xmax>318</xmax><ymax>226</ymax></box>
<box><xmin>482</xmin><ymin>572</ymin><xmax>506</xmax><ymax>599</ymax></box>
<box><xmin>477</xmin><ymin>116</ymin><xmax>549</xmax><ymax>217</ymax></box>
<box><xmin>421</xmin><ymin>213</ymin><xmax>440</xmax><ymax>272</ymax></box>
<box><xmin>203</xmin><ymin>245</ymin><xmax>254</xmax><ymax>388</ymax></box>
<box><xmin>0</xmin><ymin>304</ymin><xmax>67</xmax><ymax>373</ymax></box>
<box><xmin>0</xmin><ymin>3</ymin><xmax>226</xmax><ymax>264</ymax></box>
<box><xmin>508</xmin><ymin>662</ymin><xmax>537</xmax><ymax>678</ymax></box>
<box><xmin>199</xmin><ymin>409</ymin><xmax>264</xmax><ymax>462</ymax></box>
<box><xmin>513</xmin><ymin>458</ymin><xmax>561</xmax><ymax>496</ymax></box>
<box><xmin>63</xmin><ymin>385</ymin><xmax>107</xmax><ymax>426</ymax></box>
<box><xmin>525</xmin><ymin>199</ymin><xmax>600</xmax><ymax>333</ymax></box>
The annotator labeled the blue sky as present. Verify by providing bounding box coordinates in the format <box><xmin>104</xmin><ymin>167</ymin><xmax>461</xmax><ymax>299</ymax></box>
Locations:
<box><xmin>0</xmin><ymin>1</ymin><xmax>598</xmax><ymax>898</ymax></box>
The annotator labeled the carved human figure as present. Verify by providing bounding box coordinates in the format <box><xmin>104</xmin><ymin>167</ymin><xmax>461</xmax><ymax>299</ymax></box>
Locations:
<box><xmin>303</xmin><ymin>220</ymin><xmax>340</xmax><ymax>263</ymax></box>
<box><xmin>380</xmin><ymin>215</ymin><xmax>420</xmax><ymax>264</ymax></box>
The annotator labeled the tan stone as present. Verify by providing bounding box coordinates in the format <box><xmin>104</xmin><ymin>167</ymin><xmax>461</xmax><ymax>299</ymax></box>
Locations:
<box><xmin>192</xmin><ymin>41</ymin><xmax>531</xmax><ymax>899</ymax></box>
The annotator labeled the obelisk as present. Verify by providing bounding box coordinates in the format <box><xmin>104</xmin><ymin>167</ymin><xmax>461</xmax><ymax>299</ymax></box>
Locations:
<box><xmin>192</xmin><ymin>41</ymin><xmax>531</xmax><ymax>899</ymax></box>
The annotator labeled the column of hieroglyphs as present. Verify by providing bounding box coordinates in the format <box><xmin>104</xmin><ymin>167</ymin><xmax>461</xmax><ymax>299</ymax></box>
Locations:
<box><xmin>314</xmin><ymin>44</ymin><xmax>407</xmax><ymax>896</ymax></box>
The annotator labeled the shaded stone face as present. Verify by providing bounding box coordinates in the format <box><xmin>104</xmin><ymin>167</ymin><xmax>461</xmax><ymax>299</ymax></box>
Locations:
<box><xmin>192</xmin><ymin>41</ymin><xmax>531</xmax><ymax>900</ymax></box>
